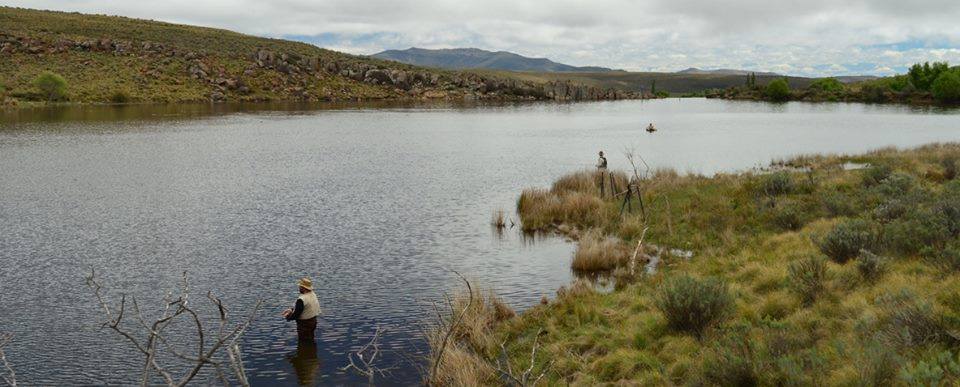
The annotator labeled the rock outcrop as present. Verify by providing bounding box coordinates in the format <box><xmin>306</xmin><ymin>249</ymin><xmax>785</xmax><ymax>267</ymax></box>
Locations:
<box><xmin>1</xmin><ymin>31</ymin><xmax>641</xmax><ymax>103</ymax></box>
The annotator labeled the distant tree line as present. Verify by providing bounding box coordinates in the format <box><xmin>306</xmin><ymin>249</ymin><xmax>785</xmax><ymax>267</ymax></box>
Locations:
<box><xmin>719</xmin><ymin>61</ymin><xmax>960</xmax><ymax>104</ymax></box>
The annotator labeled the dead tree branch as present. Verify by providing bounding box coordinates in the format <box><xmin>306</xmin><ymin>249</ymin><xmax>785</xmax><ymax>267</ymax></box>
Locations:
<box><xmin>84</xmin><ymin>269</ymin><xmax>262</xmax><ymax>387</ymax></box>
<box><xmin>0</xmin><ymin>333</ymin><xmax>16</xmax><ymax>387</ymax></box>
<box><xmin>629</xmin><ymin>227</ymin><xmax>650</xmax><ymax>276</ymax></box>
<box><xmin>339</xmin><ymin>326</ymin><xmax>394</xmax><ymax>383</ymax></box>
<box><xmin>493</xmin><ymin>328</ymin><xmax>552</xmax><ymax>386</ymax></box>
<box><xmin>427</xmin><ymin>271</ymin><xmax>474</xmax><ymax>386</ymax></box>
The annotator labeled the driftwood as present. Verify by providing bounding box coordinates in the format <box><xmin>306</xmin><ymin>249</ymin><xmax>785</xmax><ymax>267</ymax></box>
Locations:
<box><xmin>493</xmin><ymin>328</ymin><xmax>552</xmax><ymax>386</ymax></box>
<box><xmin>0</xmin><ymin>333</ymin><xmax>15</xmax><ymax>387</ymax></box>
<box><xmin>426</xmin><ymin>271</ymin><xmax>474</xmax><ymax>386</ymax></box>
<box><xmin>339</xmin><ymin>326</ymin><xmax>394</xmax><ymax>383</ymax></box>
<box><xmin>84</xmin><ymin>269</ymin><xmax>262</xmax><ymax>387</ymax></box>
<box><xmin>629</xmin><ymin>227</ymin><xmax>650</xmax><ymax>276</ymax></box>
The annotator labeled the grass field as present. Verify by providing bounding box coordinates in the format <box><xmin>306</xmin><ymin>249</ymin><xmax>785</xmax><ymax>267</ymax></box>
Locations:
<box><xmin>431</xmin><ymin>143</ymin><xmax>960</xmax><ymax>385</ymax></box>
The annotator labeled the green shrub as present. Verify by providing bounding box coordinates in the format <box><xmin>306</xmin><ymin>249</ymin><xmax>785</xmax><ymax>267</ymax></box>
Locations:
<box><xmin>933</xmin><ymin>197</ymin><xmax>960</xmax><ymax>237</ymax></box>
<box><xmin>942</xmin><ymin>155</ymin><xmax>959</xmax><ymax>180</ymax></box>
<box><xmin>109</xmin><ymin>90</ymin><xmax>131</xmax><ymax>104</ymax></box>
<box><xmin>876</xmin><ymin>290</ymin><xmax>956</xmax><ymax>348</ymax></box>
<box><xmin>857</xmin><ymin>340</ymin><xmax>901</xmax><ymax>386</ymax></box>
<box><xmin>931</xmin><ymin>71</ymin><xmax>960</xmax><ymax>103</ymax></box>
<box><xmin>788</xmin><ymin>256</ymin><xmax>828</xmax><ymax>305</ymax></box>
<box><xmin>856</xmin><ymin>250</ymin><xmax>887</xmax><ymax>283</ymax></box>
<box><xmin>759</xmin><ymin>172</ymin><xmax>794</xmax><ymax>196</ymax></box>
<box><xmin>808</xmin><ymin>77</ymin><xmax>844</xmax><ymax>93</ymax></box>
<box><xmin>655</xmin><ymin>275</ymin><xmax>733</xmax><ymax>339</ymax></box>
<box><xmin>765</xmin><ymin>78</ymin><xmax>791</xmax><ymax>102</ymax></box>
<box><xmin>899</xmin><ymin>350</ymin><xmax>960</xmax><ymax>386</ymax></box>
<box><xmin>872</xmin><ymin>198</ymin><xmax>909</xmax><ymax>223</ymax></box>
<box><xmin>872</xmin><ymin>172</ymin><xmax>917</xmax><ymax>198</ymax></box>
<box><xmin>816</xmin><ymin>219</ymin><xmax>875</xmax><ymax>263</ymax></box>
<box><xmin>860</xmin><ymin>83</ymin><xmax>888</xmax><ymax>103</ymax></box>
<box><xmin>821</xmin><ymin>192</ymin><xmax>858</xmax><ymax>217</ymax></box>
<box><xmin>701</xmin><ymin>327</ymin><xmax>759</xmax><ymax>386</ymax></box>
<box><xmin>924</xmin><ymin>244</ymin><xmax>960</xmax><ymax>272</ymax></box>
<box><xmin>862</xmin><ymin>164</ymin><xmax>893</xmax><ymax>187</ymax></box>
<box><xmin>770</xmin><ymin>203</ymin><xmax>805</xmax><ymax>231</ymax></box>
<box><xmin>32</xmin><ymin>71</ymin><xmax>68</xmax><ymax>101</ymax></box>
<box><xmin>882</xmin><ymin>214</ymin><xmax>950</xmax><ymax>255</ymax></box>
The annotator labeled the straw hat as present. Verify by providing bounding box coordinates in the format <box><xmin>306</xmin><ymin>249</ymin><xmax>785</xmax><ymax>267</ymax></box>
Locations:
<box><xmin>297</xmin><ymin>277</ymin><xmax>313</xmax><ymax>290</ymax></box>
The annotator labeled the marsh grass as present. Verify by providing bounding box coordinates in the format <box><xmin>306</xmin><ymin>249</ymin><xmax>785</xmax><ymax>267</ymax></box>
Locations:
<box><xmin>427</xmin><ymin>284</ymin><xmax>515</xmax><ymax>386</ymax></box>
<box><xmin>787</xmin><ymin>256</ymin><xmax>828</xmax><ymax>306</ymax></box>
<box><xmin>490</xmin><ymin>209</ymin><xmax>507</xmax><ymax>229</ymax></box>
<box><xmin>571</xmin><ymin>230</ymin><xmax>631</xmax><ymax>272</ymax></box>
<box><xmin>430</xmin><ymin>143</ymin><xmax>960</xmax><ymax>385</ymax></box>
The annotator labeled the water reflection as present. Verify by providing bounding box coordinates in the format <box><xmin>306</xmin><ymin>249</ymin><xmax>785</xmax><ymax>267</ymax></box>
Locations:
<box><xmin>286</xmin><ymin>341</ymin><xmax>321</xmax><ymax>386</ymax></box>
<box><xmin>2</xmin><ymin>98</ymin><xmax>959</xmax><ymax>384</ymax></box>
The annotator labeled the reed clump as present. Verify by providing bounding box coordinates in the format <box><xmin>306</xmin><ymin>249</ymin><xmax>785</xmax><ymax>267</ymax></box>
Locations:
<box><xmin>427</xmin><ymin>284</ymin><xmax>515</xmax><ymax>386</ymax></box>
<box><xmin>571</xmin><ymin>230</ymin><xmax>631</xmax><ymax>272</ymax></box>
<box><xmin>490</xmin><ymin>208</ymin><xmax>507</xmax><ymax>229</ymax></box>
<box><xmin>517</xmin><ymin>187</ymin><xmax>605</xmax><ymax>232</ymax></box>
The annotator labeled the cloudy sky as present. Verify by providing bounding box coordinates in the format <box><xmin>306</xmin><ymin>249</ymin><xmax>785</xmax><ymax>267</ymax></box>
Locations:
<box><xmin>6</xmin><ymin>0</ymin><xmax>960</xmax><ymax>76</ymax></box>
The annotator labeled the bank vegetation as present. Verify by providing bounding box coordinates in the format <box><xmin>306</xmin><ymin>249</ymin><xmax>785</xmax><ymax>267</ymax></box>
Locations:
<box><xmin>430</xmin><ymin>143</ymin><xmax>960</xmax><ymax>385</ymax></box>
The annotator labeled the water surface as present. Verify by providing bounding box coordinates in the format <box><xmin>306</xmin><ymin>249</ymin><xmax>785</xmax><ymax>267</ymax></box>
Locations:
<box><xmin>1</xmin><ymin>99</ymin><xmax>957</xmax><ymax>385</ymax></box>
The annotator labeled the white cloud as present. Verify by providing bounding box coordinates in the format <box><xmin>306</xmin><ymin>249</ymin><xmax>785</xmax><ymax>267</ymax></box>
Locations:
<box><xmin>5</xmin><ymin>0</ymin><xmax>960</xmax><ymax>76</ymax></box>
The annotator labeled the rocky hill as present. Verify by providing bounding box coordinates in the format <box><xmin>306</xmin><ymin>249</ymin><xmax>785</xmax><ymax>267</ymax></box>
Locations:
<box><xmin>0</xmin><ymin>7</ymin><xmax>637</xmax><ymax>105</ymax></box>
<box><xmin>372</xmin><ymin>47</ymin><xmax>616</xmax><ymax>73</ymax></box>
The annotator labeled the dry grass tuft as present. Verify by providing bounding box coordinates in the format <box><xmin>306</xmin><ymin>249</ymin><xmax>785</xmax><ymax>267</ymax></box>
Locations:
<box><xmin>427</xmin><ymin>284</ymin><xmax>515</xmax><ymax>386</ymax></box>
<box><xmin>491</xmin><ymin>209</ymin><xmax>507</xmax><ymax>228</ymax></box>
<box><xmin>571</xmin><ymin>230</ymin><xmax>631</xmax><ymax>272</ymax></box>
<box><xmin>517</xmin><ymin>187</ymin><xmax>605</xmax><ymax>232</ymax></box>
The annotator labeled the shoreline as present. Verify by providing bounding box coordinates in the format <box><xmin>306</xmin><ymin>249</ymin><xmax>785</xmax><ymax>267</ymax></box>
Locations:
<box><xmin>431</xmin><ymin>142</ymin><xmax>960</xmax><ymax>385</ymax></box>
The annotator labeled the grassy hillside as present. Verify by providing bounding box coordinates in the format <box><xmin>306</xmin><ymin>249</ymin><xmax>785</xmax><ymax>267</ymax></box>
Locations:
<box><xmin>0</xmin><ymin>7</ymin><xmax>635</xmax><ymax>106</ymax></box>
<box><xmin>431</xmin><ymin>143</ymin><xmax>960</xmax><ymax>385</ymax></box>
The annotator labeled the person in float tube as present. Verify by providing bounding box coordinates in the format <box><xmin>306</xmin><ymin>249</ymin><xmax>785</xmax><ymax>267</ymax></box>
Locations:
<box><xmin>282</xmin><ymin>278</ymin><xmax>321</xmax><ymax>342</ymax></box>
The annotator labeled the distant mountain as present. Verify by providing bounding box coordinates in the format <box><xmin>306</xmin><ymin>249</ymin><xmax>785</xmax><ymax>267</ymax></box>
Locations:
<box><xmin>677</xmin><ymin>67</ymin><xmax>780</xmax><ymax>76</ymax></box>
<box><xmin>371</xmin><ymin>47</ymin><xmax>616</xmax><ymax>73</ymax></box>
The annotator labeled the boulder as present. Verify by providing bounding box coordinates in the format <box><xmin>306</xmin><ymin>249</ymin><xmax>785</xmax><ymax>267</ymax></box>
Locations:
<box><xmin>364</xmin><ymin>69</ymin><xmax>392</xmax><ymax>84</ymax></box>
<box><xmin>210</xmin><ymin>91</ymin><xmax>226</xmax><ymax>102</ymax></box>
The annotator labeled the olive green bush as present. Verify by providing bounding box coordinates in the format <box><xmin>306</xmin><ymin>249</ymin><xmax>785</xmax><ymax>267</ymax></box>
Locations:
<box><xmin>655</xmin><ymin>275</ymin><xmax>733</xmax><ymax>339</ymax></box>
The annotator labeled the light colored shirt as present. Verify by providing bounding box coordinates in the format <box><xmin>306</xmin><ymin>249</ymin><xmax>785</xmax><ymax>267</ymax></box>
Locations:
<box><xmin>297</xmin><ymin>292</ymin><xmax>321</xmax><ymax>320</ymax></box>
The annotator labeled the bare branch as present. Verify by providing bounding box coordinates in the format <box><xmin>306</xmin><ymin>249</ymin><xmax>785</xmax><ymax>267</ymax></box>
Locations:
<box><xmin>428</xmin><ymin>271</ymin><xmax>474</xmax><ymax>386</ymax></box>
<box><xmin>85</xmin><ymin>269</ymin><xmax>261</xmax><ymax>387</ymax></box>
<box><xmin>493</xmin><ymin>328</ymin><xmax>551</xmax><ymax>386</ymax></box>
<box><xmin>629</xmin><ymin>227</ymin><xmax>650</xmax><ymax>276</ymax></box>
<box><xmin>0</xmin><ymin>333</ymin><xmax>16</xmax><ymax>387</ymax></box>
<box><xmin>339</xmin><ymin>326</ymin><xmax>394</xmax><ymax>383</ymax></box>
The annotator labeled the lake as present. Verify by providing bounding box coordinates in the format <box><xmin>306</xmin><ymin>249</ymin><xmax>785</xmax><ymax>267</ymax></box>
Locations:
<box><xmin>1</xmin><ymin>98</ymin><xmax>957</xmax><ymax>385</ymax></box>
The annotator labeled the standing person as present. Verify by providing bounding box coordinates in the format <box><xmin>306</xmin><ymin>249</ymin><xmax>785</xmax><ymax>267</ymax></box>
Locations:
<box><xmin>282</xmin><ymin>278</ymin><xmax>321</xmax><ymax>342</ymax></box>
<box><xmin>596</xmin><ymin>151</ymin><xmax>608</xmax><ymax>196</ymax></box>
<box><xmin>596</xmin><ymin>151</ymin><xmax>608</xmax><ymax>171</ymax></box>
